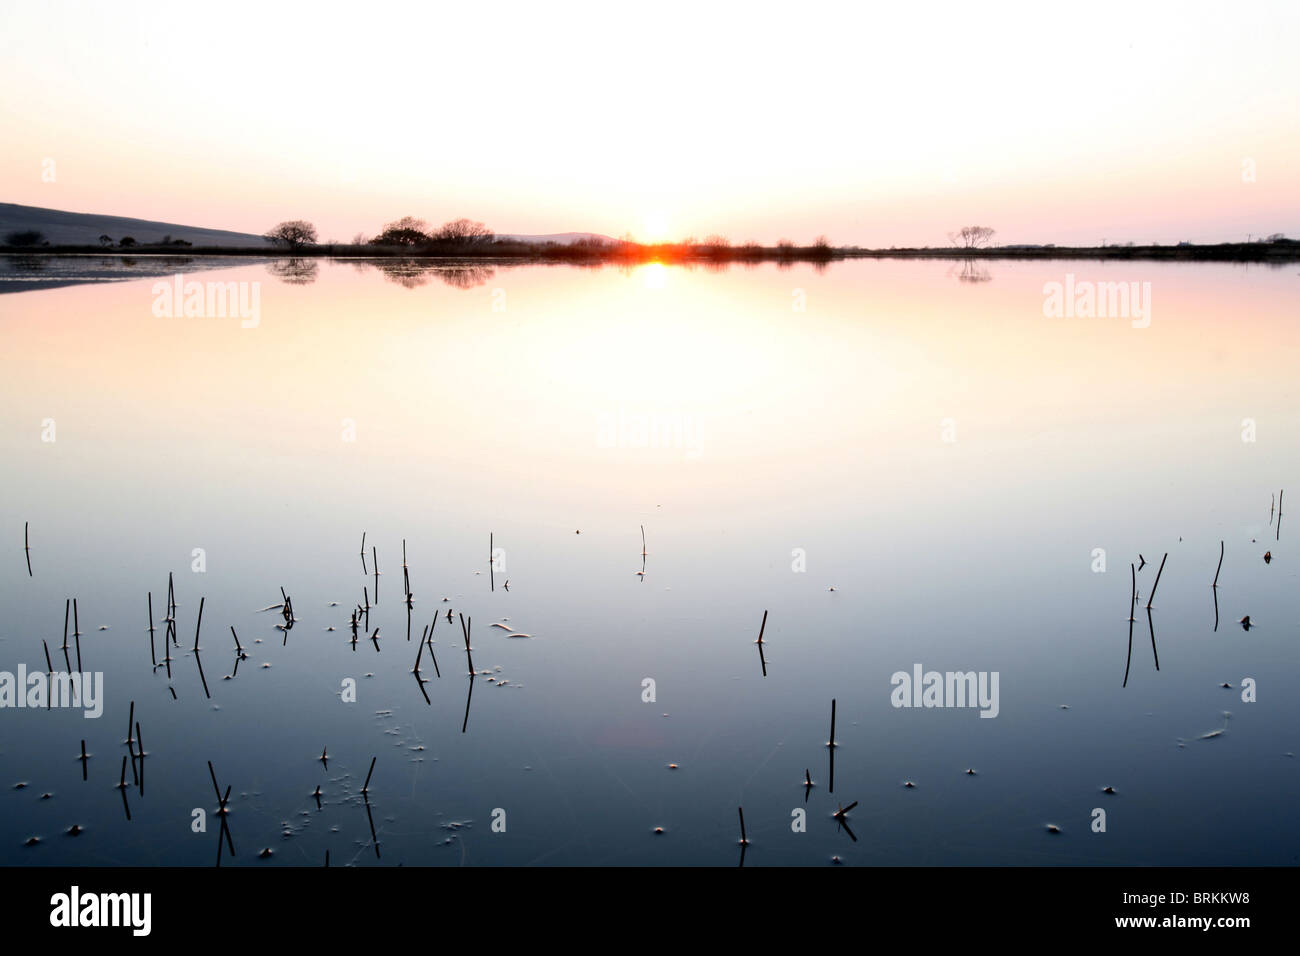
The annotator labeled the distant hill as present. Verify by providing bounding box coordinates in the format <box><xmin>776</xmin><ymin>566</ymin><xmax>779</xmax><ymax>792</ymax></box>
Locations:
<box><xmin>0</xmin><ymin>202</ymin><xmax>269</xmax><ymax>248</ymax></box>
<box><xmin>0</xmin><ymin>205</ymin><xmax>620</xmax><ymax>249</ymax></box>
<box><xmin>494</xmin><ymin>232</ymin><xmax>618</xmax><ymax>245</ymax></box>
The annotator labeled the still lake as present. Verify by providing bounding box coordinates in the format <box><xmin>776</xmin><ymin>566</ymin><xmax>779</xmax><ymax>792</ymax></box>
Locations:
<box><xmin>1</xmin><ymin>254</ymin><xmax>1297</xmax><ymax>865</ymax></box>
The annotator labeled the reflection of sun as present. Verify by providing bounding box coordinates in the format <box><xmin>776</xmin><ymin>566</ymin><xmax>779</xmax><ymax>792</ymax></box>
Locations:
<box><xmin>641</xmin><ymin>262</ymin><xmax>666</xmax><ymax>289</ymax></box>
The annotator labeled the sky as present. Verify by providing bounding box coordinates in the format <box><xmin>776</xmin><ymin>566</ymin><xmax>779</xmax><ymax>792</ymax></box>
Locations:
<box><xmin>1</xmin><ymin>0</ymin><xmax>1297</xmax><ymax>247</ymax></box>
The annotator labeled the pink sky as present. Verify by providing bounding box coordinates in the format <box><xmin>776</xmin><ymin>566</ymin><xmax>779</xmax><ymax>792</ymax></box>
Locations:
<box><xmin>2</xmin><ymin>0</ymin><xmax>1297</xmax><ymax>246</ymax></box>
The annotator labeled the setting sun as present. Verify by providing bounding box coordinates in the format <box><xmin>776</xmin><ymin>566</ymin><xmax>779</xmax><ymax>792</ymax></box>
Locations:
<box><xmin>642</xmin><ymin>213</ymin><xmax>670</xmax><ymax>243</ymax></box>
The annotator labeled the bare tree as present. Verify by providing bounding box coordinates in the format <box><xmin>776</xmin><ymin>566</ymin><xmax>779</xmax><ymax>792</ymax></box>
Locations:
<box><xmin>264</xmin><ymin>220</ymin><xmax>319</xmax><ymax>248</ymax></box>
<box><xmin>385</xmin><ymin>216</ymin><xmax>428</xmax><ymax>234</ymax></box>
<box><xmin>433</xmin><ymin>218</ymin><xmax>493</xmax><ymax>243</ymax></box>
<box><xmin>371</xmin><ymin>216</ymin><xmax>430</xmax><ymax>246</ymax></box>
<box><xmin>947</xmin><ymin>226</ymin><xmax>996</xmax><ymax>249</ymax></box>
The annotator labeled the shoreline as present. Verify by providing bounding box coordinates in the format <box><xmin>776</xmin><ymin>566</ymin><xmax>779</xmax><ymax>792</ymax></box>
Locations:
<box><xmin>2</xmin><ymin>240</ymin><xmax>1297</xmax><ymax>264</ymax></box>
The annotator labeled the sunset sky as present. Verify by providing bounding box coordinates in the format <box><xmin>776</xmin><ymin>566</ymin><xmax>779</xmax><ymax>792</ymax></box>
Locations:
<box><xmin>2</xmin><ymin>0</ymin><xmax>1297</xmax><ymax>247</ymax></box>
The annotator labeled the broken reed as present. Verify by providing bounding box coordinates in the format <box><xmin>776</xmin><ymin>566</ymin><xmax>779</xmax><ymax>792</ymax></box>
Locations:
<box><xmin>1145</xmin><ymin>553</ymin><xmax>1168</xmax><ymax>610</ymax></box>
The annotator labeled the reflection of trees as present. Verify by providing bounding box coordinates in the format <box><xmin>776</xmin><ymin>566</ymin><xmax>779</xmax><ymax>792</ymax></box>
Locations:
<box><xmin>267</xmin><ymin>258</ymin><xmax>320</xmax><ymax>285</ymax></box>
<box><xmin>5</xmin><ymin>255</ymin><xmax>46</xmax><ymax>273</ymax></box>
<box><xmin>345</xmin><ymin>258</ymin><xmax>498</xmax><ymax>290</ymax></box>
<box><xmin>439</xmin><ymin>265</ymin><xmax>495</xmax><ymax>289</ymax></box>
<box><xmin>949</xmin><ymin>258</ymin><xmax>992</xmax><ymax>284</ymax></box>
<box><xmin>375</xmin><ymin>259</ymin><xmax>431</xmax><ymax>288</ymax></box>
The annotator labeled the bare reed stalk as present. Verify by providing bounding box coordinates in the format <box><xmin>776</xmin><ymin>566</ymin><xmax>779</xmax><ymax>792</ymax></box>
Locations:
<box><xmin>459</xmin><ymin>613</ymin><xmax>474</xmax><ymax>674</ymax></box>
<box><xmin>1146</xmin><ymin>553</ymin><xmax>1168</xmax><ymax>610</ymax></box>
<box><xmin>1129</xmin><ymin>562</ymin><xmax>1136</xmax><ymax>622</ymax></box>
<box><xmin>147</xmin><ymin>592</ymin><xmax>156</xmax><ymax>666</ymax></box>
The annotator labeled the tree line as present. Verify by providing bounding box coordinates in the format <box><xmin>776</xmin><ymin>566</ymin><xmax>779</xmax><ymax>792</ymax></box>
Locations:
<box><xmin>264</xmin><ymin>217</ymin><xmax>492</xmax><ymax>250</ymax></box>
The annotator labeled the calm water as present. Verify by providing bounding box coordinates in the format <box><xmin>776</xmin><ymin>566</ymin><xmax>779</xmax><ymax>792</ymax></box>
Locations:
<box><xmin>1</xmin><ymin>255</ymin><xmax>1297</xmax><ymax>866</ymax></box>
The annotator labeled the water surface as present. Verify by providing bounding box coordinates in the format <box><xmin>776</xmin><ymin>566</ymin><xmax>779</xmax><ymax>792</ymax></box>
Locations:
<box><xmin>1</xmin><ymin>256</ymin><xmax>1297</xmax><ymax>865</ymax></box>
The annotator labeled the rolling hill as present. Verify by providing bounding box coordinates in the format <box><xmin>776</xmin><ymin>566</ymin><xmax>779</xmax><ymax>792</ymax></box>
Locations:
<box><xmin>0</xmin><ymin>203</ymin><xmax>269</xmax><ymax>247</ymax></box>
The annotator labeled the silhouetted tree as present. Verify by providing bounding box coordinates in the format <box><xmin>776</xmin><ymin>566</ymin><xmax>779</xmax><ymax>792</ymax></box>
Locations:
<box><xmin>948</xmin><ymin>226</ymin><xmax>996</xmax><ymax>249</ymax></box>
<box><xmin>4</xmin><ymin>229</ymin><xmax>46</xmax><ymax>247</ymax></box>
<box><xmin>118</xmin><ymin>236</ymin><xmax>136</xmax><ymax>247</ymax></box>
<box><xmin>98</xmin><ymin>234</ymin><xmax>113</xmax><ymax>247</ymax></box>
<box><xmin>264</xmin><ymin>220</ymin><xmax>318</xmax><ymax>248</ymax></box>
<box><xmin>371</xmin><ymin>216</ymin><xmax>430</xmax><ymax>246</ymax></box>
<box><xmin>433</xmin><ymin>218</ymin><xmax>493</xmax><ymax>243</ymax></box>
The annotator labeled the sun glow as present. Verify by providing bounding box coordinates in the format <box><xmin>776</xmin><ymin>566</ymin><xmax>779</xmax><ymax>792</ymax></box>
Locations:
<box><xmin>642</xmin><ymin>213</ymin><xmax>670</xmax><ymax>243</ymax></box>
